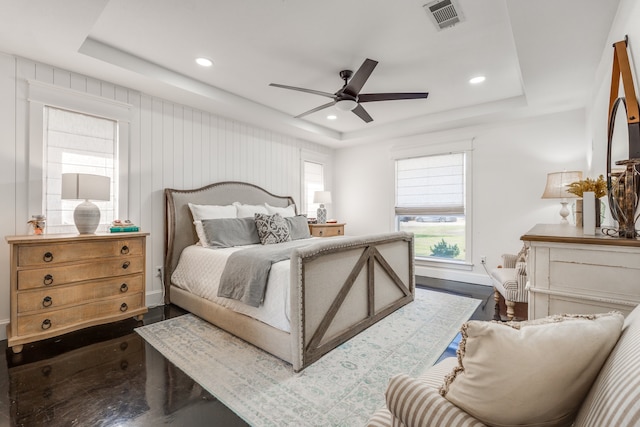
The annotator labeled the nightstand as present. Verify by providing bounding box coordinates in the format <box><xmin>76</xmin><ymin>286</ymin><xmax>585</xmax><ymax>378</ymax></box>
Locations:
<box><xmin>308</xmin><ymin>223</ymin><xmax>345</xmax><ymax>237</ymax></box>
<box><xmin>5</xmin><ymin>232</ymin><xmax>149</xmax><ymax>353</ymax></box>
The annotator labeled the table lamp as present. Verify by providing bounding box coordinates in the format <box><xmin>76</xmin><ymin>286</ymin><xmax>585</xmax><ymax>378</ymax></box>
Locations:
<box><xmin>541</xmin><ymin>171</ymin><xmax>582</xmax><ymax>224</ymax></box>
<box><xmin>313</xmin><ymin>191</ymin><xmax>332</xmax><ymax>224</ymax></box>
<box><xmin>61</xmin><ymin>173</ymin><xmax>111</xmax><ymax>234</ymax></box>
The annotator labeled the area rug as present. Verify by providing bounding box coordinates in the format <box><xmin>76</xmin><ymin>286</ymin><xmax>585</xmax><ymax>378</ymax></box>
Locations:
<box><xmin>135</xmin><ymin>288</ymin><xmax>480</xmax><ymax>426</ymax></box>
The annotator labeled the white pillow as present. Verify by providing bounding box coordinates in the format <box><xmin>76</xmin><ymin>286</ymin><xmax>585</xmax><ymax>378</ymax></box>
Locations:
<box><xmin>439</xmin><ymin>313</ymin><xmax>624</xmax><ymax>427</ymax></box>
<box><xmin>233</xmin><ymin>202</ymin><xmax>268</xmax><ymax>218</ymax></box>
<box><xmin>265</xmin><ymin>202</ymin><xmax>296</xmax><ymax>217</ymax></box>
<box><xmin>188</xmin><ymin>203</ymin><xmax>237</xmax><ymax>246</ymax></box>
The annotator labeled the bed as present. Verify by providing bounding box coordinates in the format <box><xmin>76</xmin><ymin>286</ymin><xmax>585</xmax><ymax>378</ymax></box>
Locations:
<box><xmin>164</xmin><ymin>181</ymin><xmax>415</xmax><ymax>372</ymax></box>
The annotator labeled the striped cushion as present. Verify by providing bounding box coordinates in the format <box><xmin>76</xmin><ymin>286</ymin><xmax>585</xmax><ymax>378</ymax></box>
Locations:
<box><xmin>385</xmin><ymin>374</ymin><xmax>486</xmax><ymax>427</ymax></box>
<box><xmin>367</xmin><ymin>408</ymin><xmax>396</xmax><ymax>427</ymax></box>
<box><xmin>574</xmin><ymin>306</ymin><xmax>640</xmax><ymax>426</ymax></box>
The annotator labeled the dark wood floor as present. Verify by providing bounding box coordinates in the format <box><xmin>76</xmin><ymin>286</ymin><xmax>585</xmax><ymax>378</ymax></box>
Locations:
<box><xmin>0</xmin><ymin>279</ymin><xmax>494</xmax><ymax>427</ymax></box>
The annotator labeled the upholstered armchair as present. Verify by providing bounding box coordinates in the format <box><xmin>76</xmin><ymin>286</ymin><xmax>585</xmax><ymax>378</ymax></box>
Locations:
<box><xmin>489</xmin><ymin>247</ymin><xmax>528</xmax><ymax>321</ymax></box>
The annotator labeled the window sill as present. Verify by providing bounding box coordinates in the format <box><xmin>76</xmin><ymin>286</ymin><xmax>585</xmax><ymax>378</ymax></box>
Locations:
<box><xmin>415</xmin><ymin>257</ymin><xmax>473</xmax><ymax>271</ymax></box>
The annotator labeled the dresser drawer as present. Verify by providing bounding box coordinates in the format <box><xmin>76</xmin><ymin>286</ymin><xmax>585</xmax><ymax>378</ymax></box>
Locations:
<box><xmin>16</xmin><ymin>293</ymin><xmax>144</xmax><ymax>336</ymax></box>
<box><xmin>17</xmin><ymin>256</ymin><xmax>144</xmax><ymax>291</ymax></box>
<box><xmin>17</xmin><ymin>238</ymin><xmax>144</xmax><ymax>267</ymax></box>
<box><xmin>17</xmin><ymin>275</ymin><xmax>144</xmax><ymax>313</ymax></box>
<box><xmin>310</xmin><ymin>224</ymin><xmax>344</xmax><ymax>237</ymax></box>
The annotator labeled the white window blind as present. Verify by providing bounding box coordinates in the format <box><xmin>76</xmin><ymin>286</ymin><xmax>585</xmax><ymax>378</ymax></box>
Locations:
<box><xmin>395</xmin><ymin>153</ymin><xmax>465</xmax><ymax>216</ymax></box>
<box><xmin>44</xmin><ymin>107</ymin><xmax>118</xmax><ymax>233</ymax></box>
<box><xmin>303</xmin><ymin>161</ymin><xmax>324</xmax><ymax>218</ymax></box>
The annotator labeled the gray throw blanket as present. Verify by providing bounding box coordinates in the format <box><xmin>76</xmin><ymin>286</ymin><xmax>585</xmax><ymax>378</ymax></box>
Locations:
<box><xmin>217</xmin><ymin>240</ymin><xmax>313</xmax><ymax>307</ymax></box>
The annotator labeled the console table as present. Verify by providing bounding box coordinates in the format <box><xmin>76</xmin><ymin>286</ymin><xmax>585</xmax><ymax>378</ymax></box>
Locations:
<box><xmin>521</xmin><ymin>224</ymin><xmax>640</xmax><ymax>319</ymax></box>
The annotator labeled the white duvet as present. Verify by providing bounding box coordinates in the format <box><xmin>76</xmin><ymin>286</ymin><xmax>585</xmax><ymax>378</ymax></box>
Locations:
<box><xmin>171</xmin><ymin>244</ymin><xmax>296</xmax><ymax>332</ymax></box>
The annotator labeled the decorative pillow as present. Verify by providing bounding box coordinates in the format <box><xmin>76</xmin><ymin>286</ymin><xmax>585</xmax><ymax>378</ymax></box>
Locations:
<box><xmin>265</xmin><ymin>202</ymin><xmax>296</xmax><ymax>218</ymax></box>
<box><xmin>285</xmin><ymin>215</ymin><xmax>311</xmax><ymax>240</ymax></box>
<box><xmin>233</xmin><ymin>202</ymin><xmax>268</xmax><ymax>218</ymax></box>
<box><xmin>254</xmin><ymin>213</ymin><xmax>291</xmax><ymax>245</ymax></box>
<box><xmin>201</xmin><ymin>217</ymin><xmax>260</xmax><ymax>248</ymax></box>
<box><xmin>188</xmin><ymin>203</ymin><xmax>237</xmax><ymax>246</ymax></box>
<box><xmin>439</xmin><ymin>312</ymin><xmax>624</xmax><ymax>427</ymax></box>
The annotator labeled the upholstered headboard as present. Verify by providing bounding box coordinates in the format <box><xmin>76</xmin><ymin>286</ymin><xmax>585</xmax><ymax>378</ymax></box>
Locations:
<box><xmin>163</xmin><ymin>181</ymin><xmax>296</xmax><ymax>303</ymax></box>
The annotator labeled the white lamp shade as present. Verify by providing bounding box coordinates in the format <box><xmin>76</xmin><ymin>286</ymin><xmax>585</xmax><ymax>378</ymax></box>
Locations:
<box><xmin>61</xmin><ymin>173</ymin><xmax>110</xmax><ymax>234</ymax></box>
<box><xmin>541</xmin><ymin>171</ymin><xmax>582</xmax><ymax>199</ymax></box>
<box><xmin>62</xmin><ymin>173</ymin><xmax>111</xmax><ymax>201</ymax></box>
<box><xmin>313</xmin><ymin>191</ymin><xmax>332</xmax><ymax>204</ymax></box>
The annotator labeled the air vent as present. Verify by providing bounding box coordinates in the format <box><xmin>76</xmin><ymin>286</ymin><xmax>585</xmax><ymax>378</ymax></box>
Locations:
<box><xmin>423</xmin><ymin>0</ymin><xmax>465</xmax><ymax>31</ymax></box>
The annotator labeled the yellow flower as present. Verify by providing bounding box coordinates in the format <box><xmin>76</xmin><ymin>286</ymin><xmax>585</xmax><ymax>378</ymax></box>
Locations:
<box><xmin>567</xmin><ymin>175</ymin><xmax>607</xmax><ymax>198</ymax></box>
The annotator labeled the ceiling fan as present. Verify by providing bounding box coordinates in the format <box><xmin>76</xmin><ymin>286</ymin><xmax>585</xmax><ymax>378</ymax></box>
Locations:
<box><xmin>269</xmin><ymin>58</ymin><xmax>429</xmax><ymax>123</ymax></box>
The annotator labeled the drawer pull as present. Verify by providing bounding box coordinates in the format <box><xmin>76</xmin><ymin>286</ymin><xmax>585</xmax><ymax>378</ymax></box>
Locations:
<box><xmin>120</xmin><ymin>303</ymin><xmax>128</xmax><ymax>312</ymax></box>
<box><xmin>120</xmin><ymin>342</ymin><xmax>129</xmax><ymax>351</ymax></box>
<box><xmin>41</xmin><ymin>365</ymin><xmax>52</xmax><ymax>377</ymax></box>
<box><xmin>120</xmin><ymin>360</ymin><xmax>129</xmax><ymax>370</ymax></box>
<box><xmin>120</xmin><ymin>283</ymin><xmax>128</xmax><ymax>293</ymax></box>
<box><xmin>43</xmin><ymin>274</ymin><xmax>54</xmax><ymax>286</ymax></box>
<box><xmin>122</xmin><ymin>261</ymin><xmax>130</xmax><ymax>269</ymax></box>
<box><xmin>43</xmin><ymin>252</ymin><xmax>54</xmax><ymax>262</ymax></box>
<box><xmin>42</xmin><ymin>296</ymin><xmax>53</xmax><ymax>308</ymax></box>
<box><xmin>319</xmin><ymin>230</ymin><xmax>324</xmax><ymax>236</ymax></box>
<box><xmin>120</xmin><ymin>245</ymin><xmax>129</xmax><ymax>255</ymax></box>
<box><xmin>41</xmin><ymin>319</ymin><xmax>52</xmax><ymax>330</ymax></box>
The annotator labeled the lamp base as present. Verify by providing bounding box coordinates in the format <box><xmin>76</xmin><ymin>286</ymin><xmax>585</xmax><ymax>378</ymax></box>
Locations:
<box><xmin>74</xmin><ymin>200</ymin><xmax>101</xmax><ymax>234</ymax></box>
<box><xmin>317</xmin><ymin>204</ymin><xmax>327</xmax><ymax>224</ymax></box>
<box><xmin>559</xmin><ymin>200</ymin><xmax>570</xmax><ymax>224</ymax></box>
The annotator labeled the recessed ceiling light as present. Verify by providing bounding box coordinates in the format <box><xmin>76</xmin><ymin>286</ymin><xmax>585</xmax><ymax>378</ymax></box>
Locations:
<box><xmin>469</xmin><ymin>76</ymin><xmax>486</xmax><ymax>84</ymax></box>
<box><xmin>195</xmin><ymin>57</ymin><xmax>213</xmax><ymax>67</ymax></box>
<box><xmin>327</xmin><ymin>114</ymin><xmax>337</xmax><ymax>120</ymax></box>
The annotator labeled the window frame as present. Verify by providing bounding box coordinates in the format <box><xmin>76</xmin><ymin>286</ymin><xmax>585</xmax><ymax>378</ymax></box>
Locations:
<box><xmin>392</xmin><ymin>140</ymin><xmax>473</xmax><ymax>269</ymax></box>
<box><xmin>27</xmin><ymin>81</ymin><xmax>132</xmax><ymax>229</ymax></box>
<box><xmin>300</xmin><ymin>150</ymin><xmax>331</xmax><ymax>218</ymax></box>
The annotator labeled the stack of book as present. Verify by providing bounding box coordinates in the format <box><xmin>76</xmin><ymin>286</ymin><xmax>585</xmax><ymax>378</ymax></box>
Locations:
<box><xmin>110</xmin><ymin>220</ymin><xmax>139</xmax><ymax>233</ymax></box>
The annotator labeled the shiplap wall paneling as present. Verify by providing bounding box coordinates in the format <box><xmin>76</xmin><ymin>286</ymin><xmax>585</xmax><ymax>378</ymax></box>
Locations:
<box><xmin>0</xmin><ymin>53</ymin><xmax>16</xmax><ymax>321</ymax></box>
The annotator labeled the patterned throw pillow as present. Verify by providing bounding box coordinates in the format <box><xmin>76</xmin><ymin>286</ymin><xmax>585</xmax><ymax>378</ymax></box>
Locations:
<box><xmin>254</xmin><ymin>213</ymin><xmax>291</xmax><ymax>245</ymax></box>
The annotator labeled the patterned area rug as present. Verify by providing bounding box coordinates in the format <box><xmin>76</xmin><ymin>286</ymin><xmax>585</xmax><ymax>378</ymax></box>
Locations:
<box><xmin>136</xmin><ymin>288</ymin><xmax>480</xmax><ymax>426</ymax></box>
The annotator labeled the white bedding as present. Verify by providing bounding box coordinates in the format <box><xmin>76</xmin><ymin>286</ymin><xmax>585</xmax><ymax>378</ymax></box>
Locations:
<box><xmin>171</xmin><ymin>243</ymin><xmax>315</xmax><ymax>332</ymax></box>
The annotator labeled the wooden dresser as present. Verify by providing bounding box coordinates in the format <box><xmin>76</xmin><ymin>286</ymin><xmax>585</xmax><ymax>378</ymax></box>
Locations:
<box><xmin>521</xmin><ymin>224</ymin><xmax>640</xmax><ymax>319</ymax></box>
<box><xmin>309</xmin><ymin>223</ymin><xmax>345</xmax><ymax>237</ymax></box>
<box><xmin>6</xmin><ymin>232</ymin><xmax>149</xmax><ymax>353</ymax></box>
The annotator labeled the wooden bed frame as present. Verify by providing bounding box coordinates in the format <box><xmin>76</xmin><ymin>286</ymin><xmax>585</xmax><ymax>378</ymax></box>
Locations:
<box><xmin>164</xmin><ymin>181</ymin><xmax>415</xmax><ymax>371</ymax></box>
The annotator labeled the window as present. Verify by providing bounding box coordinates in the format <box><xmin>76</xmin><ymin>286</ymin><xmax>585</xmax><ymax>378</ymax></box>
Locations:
<box><xmin>395</xmin><ymin>152</ymin><xmax>469</xmax><ymax>263</ymax></box>
<box><xmin>303</xmin><ymin>160</ymin><xmax>325</xmax><ymax>219</ymax></box>
<box><xmin>27</xmin><ymin>80</ymin><xmax>131</xmax><ymax>235</ymax></box>
<box><xmin>44</xmin><ymin>107</ymin><xmax>118</xmax><ymax>233</ymax></box>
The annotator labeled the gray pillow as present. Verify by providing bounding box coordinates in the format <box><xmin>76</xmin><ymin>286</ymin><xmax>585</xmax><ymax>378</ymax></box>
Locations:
<box><xmin>201</xmin><ymin>217</ymin><xmax>260</xmax><ymax>248</ymax></box>
<box><xmin>254</xmin><ymin>213</ymin><xmax>291</xmax><ymax>245</ymax></box>
<box><xmin>285</xmin><ymin>215</ymin><xmax>311</xmax><ymax>240</ymax></box>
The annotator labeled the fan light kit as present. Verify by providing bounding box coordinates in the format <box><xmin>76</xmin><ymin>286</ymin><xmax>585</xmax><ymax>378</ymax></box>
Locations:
<box><xmin>269</xmin><ymin>58</ymin><xmax>429</xmax><ymax>123</ymax></box>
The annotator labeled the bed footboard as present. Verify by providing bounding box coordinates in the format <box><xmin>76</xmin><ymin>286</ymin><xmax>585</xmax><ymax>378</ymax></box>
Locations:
<box><xmin>289</xmin><ymin>232</ymin><xmax>415</xmax><ymax>372</ymax></box>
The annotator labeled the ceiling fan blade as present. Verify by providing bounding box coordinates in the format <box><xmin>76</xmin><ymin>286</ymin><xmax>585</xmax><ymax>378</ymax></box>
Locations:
<box><xmin>343</xmin><ymin>58</ymin><xmax>378</xmax><ymax>96</ymax></box>
<box><xmin>352</xmin><ymin>104</ymin><xmax>373</xmax><ymax>123</ymax></box>
<box><xmin>358</xmin><ymin>92</ymin><xmax>429</xmax><ymax>103</ymax></box>
<box><xmin>269</xmin><ymin>83</ymin><xmax>336</xmax><ymax>99</ymax></box>
<box><xmin>294</xmin><ymin>101</ymin><xmax>336</xmax><ymax>119</ymax></box>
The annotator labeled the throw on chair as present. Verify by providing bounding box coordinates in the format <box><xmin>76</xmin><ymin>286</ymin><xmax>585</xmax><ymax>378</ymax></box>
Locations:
<box><xmin>490</xmin><ymin>246</ymin><xmax>528</xmax><ymax>321</ymax></box>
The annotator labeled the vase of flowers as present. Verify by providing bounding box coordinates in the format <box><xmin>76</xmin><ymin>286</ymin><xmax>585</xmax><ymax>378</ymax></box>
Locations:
<box><xmin>567</xmin><ymin>175</ymin><xmax>607</xmax><ymax>227</ymax></box>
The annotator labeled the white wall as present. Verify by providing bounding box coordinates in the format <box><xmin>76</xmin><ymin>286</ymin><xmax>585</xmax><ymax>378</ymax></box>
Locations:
<box><xmin>588</xmin><ymin>0</ymin><xmax>640</xmax><ymax>178</ymax></box>
<box><xmin>0</xmin><ymin>53</ymin><xmax>332</xmax><ymax>340</ymax></box>
<box><xmin>334</xmin><ymin>110</ymin><xmax>588</xmax><ymax>284</ymax></box>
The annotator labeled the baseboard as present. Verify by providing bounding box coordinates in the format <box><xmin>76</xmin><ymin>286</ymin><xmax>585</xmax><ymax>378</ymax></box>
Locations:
<box><xmin>0</xmin><ymin>318</ymin><xmax>7</xmax><ymax>341</ymax></box>
<box><xmin>145</xmin><ymin>289</ymin><xmax>165</xmax><ymax>309</ymax></box>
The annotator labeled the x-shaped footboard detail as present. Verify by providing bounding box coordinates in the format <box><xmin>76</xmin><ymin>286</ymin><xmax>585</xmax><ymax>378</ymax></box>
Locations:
<box><xmin>303</xmin><ymin>242</ymin><xmax>413</xmax><ymax>366</ymax></box>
